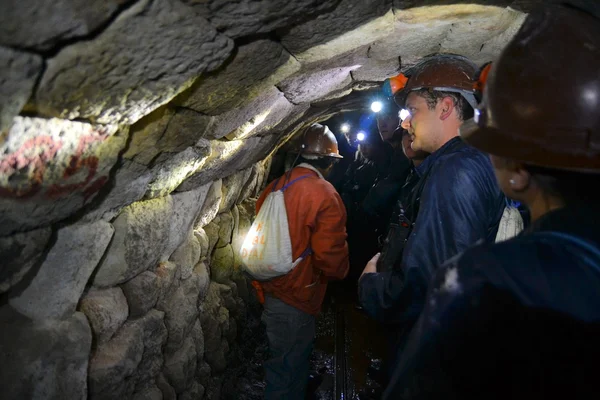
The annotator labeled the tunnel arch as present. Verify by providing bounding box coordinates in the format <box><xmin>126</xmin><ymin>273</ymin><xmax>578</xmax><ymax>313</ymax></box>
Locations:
<box><xmin>0</xmin><ymin>0</ymin><xmax>583</xmax><ymax>398</ymax></box>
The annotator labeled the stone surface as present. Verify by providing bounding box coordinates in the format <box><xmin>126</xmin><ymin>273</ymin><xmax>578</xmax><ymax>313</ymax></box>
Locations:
<box><xmin>194</xmin><ymin>262</ymin><xmax>211</xmax><ymax>303</ymax></box>
<box><xmin>370</xmin><ymin>4</ymin><xmax>526</xmax><ymax>67</ymax></box>
<box><xmin>203</xmin><ymin>221</ymin><xmax>220</xmax><ymax>258</ymax></box>
<box><xmin>211</xmin><ymin>245</ymin><xmax>234</xmax><ymax>284</ymax></box>
<box><xmin>218</xmin><ymin>87</ymin><xmax>296</xmax><ymax>141</ymax></box>
<box><xmin>156</xmin><ymin>373</ymin><xmax>177</xmax><ymax>400</ymax></box>
<box><xmin>130</xmin><ymin>309</ymin><xmax>168</xmax><ymax>392</ymax></box>
<box><xmin>132</xmin><ymin>386</ymin><xmax>163</xmax><ymax>400</ymax></box>
<box><xmin>194</xmin><ymin>228</ymin><xmax>210</xmax><ymax>260</ymax></box>
<box><xmin>162</xmin><ymin>107</ymin><xmax>213</xmax><ymax>143</ymax></box>
<box><xmin>0</xmin><ymin>117</ymin><xmax>125</xmax><ymax>236</ymax></box>
<box><xmin>162</xmin><ymin>183</ymin><xmax>211</xmax><ymax>261</ymax></box>
<box><xmin>36</xmin><ymin>0</ymin><xmax>234</xmax><ymax>125</ymax></box>
<box><xmin>191</xmin><ymin>319</ymin><xmax>205</xmax><ymax>361</ymax></box>
<box><xmin>0</xmin><ymin>227</ymin><xmax>51</xmax><ymax>294</ymax></box>
<box><xmin>121</xmin><ymin>271</ymin><xmax>160</xmax><ymax>318</ymax></box>
<box><xmin>180</xmin><ymin>380</ymin><xmax>205</xmax><ymax>400</ymax></box>
<box><xmin>180</xmin><ymin>39</ymin><xmax>299</xmax><ymax>115</ymax></box>
<box><xmin>10</xmin><ymin>221</ymin><xmax>114</xmax><ymax>320</ymax></box>
<box><xmin>83</xmin><ymin>159</ymin><xmax>153</xmax><ymax>222</ymax></box>
<box><xmin>351</xmin><ymin>56</ymin><xmax>401</xmax><ymax>82</ymax></box>
<box><xmin>145</xmin><ymin>146</ymin><xmax>211</xmax><ymax>199</ymax></box>
<box><xmin>216</xmin><ymin>212</ymin><xmax>234</xmax><ymax>248</ymax></box>
<box><xmin>163</xmin><ymin>336</ymin><xmax>197</xmax><ymax>393</ymax></box>
<box><xmin>0</xmin><ymin>47</ymin><xmax>43</xmax><ymax>133</ymax></box>
<box><xmin>158</xmin><ymin>282</ymin><xmax>200</xmax><ymax>354</ymax></box>
<box><xmin>183</xmin><ymin>0</ymin><xmax>341</xmax><ymax>38</ymax></box>
<box><xmin>281</xmin><ymin>0</ymin><xmax>394</xmax><ymax>63</ymax></box>
<box><xmin>200</xmin><ymin>286</ymin><xmax>229</xmax><ymax>373</ymax></box>
<box><xmin>93</xmin><ymin>196</ymin><xmax>173</xmax><ymax>287</ymax></box>
<box><xmin>236</xmin><ymin>164</ymin><xmax>259</xmax><ymax>204</ymax></box>
<box><xmin>123</xmin><ymin>106</ymin><xmax>176</xmax><ymax>166</ymax></box>
<box><xmin>195</xmin><ymin>179</ymin><xmax>222</xmax><ymax>228</ymax></box>
<box><xmin>89</xmin><ymin>321</ymin><xmax>144</xmax><ymax>400</ymax></box>
<box><xmin>219</xmin><ymin>168</ymin><xmax>252</xmax><ymax>213</ymax></box>
<box><xmin>154</xmin><ymin>261</ymin><xmax>179</xmax><ymax>307</ymax></box>
<box><xmin>0</xmin><ymin>0</ymin><xmax>129</xmax><ymax>51</ymax></box>
<box><xmin>177</xmin><ymin>134</ymin><xmax>281</xmax><ymax>190</ymax></box>
<box><xmin>277</xmin><ymin>66</ymin><xmax>357</xmax><ymax>104</ymax></box>
<box><xmin>170</xmin><ymin>231</ymin><xmax>202</xmax><ymax>280</ymax></box>
<box><xmin>80</xmin><ymin>287</ymin><xmax>129</xmax><ymax>345</ymax></box>
<box><xmin>196</xmin><ymin>361</ymin><xmax>211</xmax><ymax>387</ymax></box>
<box><xmin>0</xmin><ymin>307</ymin><xmax>92</xmax><ymax>400</ymax></box>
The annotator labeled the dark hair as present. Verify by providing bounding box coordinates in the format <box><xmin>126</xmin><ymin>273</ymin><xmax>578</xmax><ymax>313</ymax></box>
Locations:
<box><xmin>414</xmin><ymin>88</ymin><xmax>474</xmax><ymax>121</ymax></box>
<box><xmin>295</xmin><ymin>155</ymin><xmax>337</xmax><ymax>170</ymax></box>
<box><xmin>527</xmin><ymin>165</ymin><xmax>600</xmax><ymax>208</ymax></box>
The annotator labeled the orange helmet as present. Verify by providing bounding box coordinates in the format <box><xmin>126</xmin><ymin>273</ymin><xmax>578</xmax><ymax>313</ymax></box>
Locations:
<box><xmin>461</xmin><ymin>4</ymin><xmax>600</xmax><ymax>173</ymax></box>
<box><xmin>297</xmin><ymin>123</ymin><xmax>343</xmax><ymax>159</ymax></box>
<box><xmin>383</xmin><ymin>53</ymin><xmax>479</xmax><ymax>109</ymax></box>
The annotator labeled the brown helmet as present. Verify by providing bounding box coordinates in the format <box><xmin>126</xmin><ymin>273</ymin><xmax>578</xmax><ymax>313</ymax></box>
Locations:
<box><xmin>384</xmin><ymin>53</ymin><xmax>479</xmax><ymax>109</ymax></box>
<box><xmin>297</xmin><ymin>123</ymin><xmax>343</xmax><ymax>159</ymax></box>
<box><xmin>460</xmin><ymin>4</ymin><xmax>600</xmax><ymax>173</ymax></box>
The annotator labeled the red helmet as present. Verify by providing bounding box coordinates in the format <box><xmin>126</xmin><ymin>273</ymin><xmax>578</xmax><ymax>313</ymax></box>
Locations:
<box><xmin>297</xmin><ymin>123</ymin><xmax>343</xmax><ymax>159</ymax></box>
<box><xmin>383</xmin><ymin>53</ymin><xmax>479</xmax><ymax>109</ymax></box>
<box><xmin>461</xmin><ymin>4</ymin><xmax>600</xmax><ymax>173</ymax></box>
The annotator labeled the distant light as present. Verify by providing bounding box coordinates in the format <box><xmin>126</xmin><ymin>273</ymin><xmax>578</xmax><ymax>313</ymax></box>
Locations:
<box><xmin>399</xmin><ymin>109</ymin><xmax>410</xmax><ymax>121</ymax></box>
<box><xmin>357</xmin><ymin>132</ymin><xmax>366</xmax><ymax>141</ymax></box>
<box><xmin>340</xmin><ymin>123</ymin><xmax>350</xmax><ymax>133</ymax></box>
<box><xmin>371</xmin><ymin>101</ymin><xmax>383</xmax><ymax>113</ymax></box>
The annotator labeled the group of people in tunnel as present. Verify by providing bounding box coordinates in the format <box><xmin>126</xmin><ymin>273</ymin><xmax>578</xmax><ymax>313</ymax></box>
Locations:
<box><xmin>247</xmin><ymin>3</ymin><xmax>600</xmax><ymax>400</ymax></box>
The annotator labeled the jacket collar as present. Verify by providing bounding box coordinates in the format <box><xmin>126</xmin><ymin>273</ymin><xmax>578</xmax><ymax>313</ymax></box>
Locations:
<box><xmin>415</xmin><ymin>136</ymin><xmax>465</xmax><ymax>177</ymax></box>
<box><xmin>296</xmin><ymin>163</ymin><xmax>324</xmax><ymax>179</ymax></box>
<box><xmin>527</xmin><ymin>206</ymin><xmax>600</xmax><ymax>244</ymax></box>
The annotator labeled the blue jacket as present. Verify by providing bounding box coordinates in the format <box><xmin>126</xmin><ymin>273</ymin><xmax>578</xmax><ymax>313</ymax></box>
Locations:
<box><xmin>359</xmin><ymin>137</ymin><xmax>505</xmax><ymax>325</ymax></box>
<box><xmin>383</xmin><ymin>206</ymin><xmax>600</xmax><ymax>399</ymax></box>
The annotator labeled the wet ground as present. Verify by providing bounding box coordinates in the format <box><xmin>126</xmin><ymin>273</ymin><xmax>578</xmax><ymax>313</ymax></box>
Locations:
<box><xmin>223</xmin><ymin>280</ymin><xmax>389</xmax><ymax>400</ymax></box>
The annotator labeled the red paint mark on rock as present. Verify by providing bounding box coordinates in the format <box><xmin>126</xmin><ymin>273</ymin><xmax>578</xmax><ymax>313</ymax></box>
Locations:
<box><xmin>0</xmin><ymin>136</ymin><xmax>63</xmax><ymax>198</ymax></box>
<box><xmin>1</xmin><ymin>127</ymin><xmax>113</xmax><ymax>199</ymax></box>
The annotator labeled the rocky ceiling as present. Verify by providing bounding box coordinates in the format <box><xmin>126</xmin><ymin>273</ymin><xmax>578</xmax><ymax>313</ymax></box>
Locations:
<box><xmin>1</xmin><ymin>0</ymin><xmax>590</xmax><ymax>237</ymax></box>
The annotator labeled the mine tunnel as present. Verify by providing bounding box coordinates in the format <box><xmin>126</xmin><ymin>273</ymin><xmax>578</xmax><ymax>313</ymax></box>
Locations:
<box><xmin>1</xmin><ymin>1</ymin><xmax>597</xmax><ymax>399</ymax></box>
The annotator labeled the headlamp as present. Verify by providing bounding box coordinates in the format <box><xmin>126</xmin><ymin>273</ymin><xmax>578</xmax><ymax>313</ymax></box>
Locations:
<box><xmin>399</xmin><ymin>109</ymin><xmax>410</xmax><ymax>121</ymax></box>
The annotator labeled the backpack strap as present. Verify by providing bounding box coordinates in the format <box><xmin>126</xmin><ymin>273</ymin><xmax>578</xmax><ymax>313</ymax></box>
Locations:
<box><xmin>270</xmin><ymin>174</ymin><xmax>312</xmax><ymax>192</ymax></box>
<box><xmin>280</xmin><ymin>175</ymin><xmax>312</xmax><ymax>191</ymax></box>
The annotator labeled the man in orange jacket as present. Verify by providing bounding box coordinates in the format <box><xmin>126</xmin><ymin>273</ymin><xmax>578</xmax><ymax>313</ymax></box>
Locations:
<box><xmin>256</xmin><ymin>123</ymin><xmax>349</xmax><ymax>400</ymax></box>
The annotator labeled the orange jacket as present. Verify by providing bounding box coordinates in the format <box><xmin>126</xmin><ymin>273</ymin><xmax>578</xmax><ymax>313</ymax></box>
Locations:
<box><xmin>255</xmin><ymin>165</ymin><xmax>349</xmax><ymax>315</ymax></box>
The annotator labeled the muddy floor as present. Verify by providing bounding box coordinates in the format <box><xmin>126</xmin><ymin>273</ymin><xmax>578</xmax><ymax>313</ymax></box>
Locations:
<box><xmin>223</xmin><ymin>280</ymin><xmax>390</xmax><ymax>400</ymax></box>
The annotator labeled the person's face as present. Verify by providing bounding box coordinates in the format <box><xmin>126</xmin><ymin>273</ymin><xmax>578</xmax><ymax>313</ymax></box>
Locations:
<box><xmin>377</xmin><ymin>113</ymin><xmax>400</xmax><ymax>142</ymax></box>
<box><xmin>358</xmin><ymin>142</ymin><xmax>374</xmax><ymax>159</ymax></box>
<box><xmin>344</xmin><ymin>132</ymin><xmax>357</xmax><ymax>148</ymax></box>
<box><xmin>321</xmin><ymin>158</ymin><xmax>339</xmax><ymax>178</ymax></box>
<box><xmin>401</xmin><ymin>92</ymin><xmax>443</xmax><ymax>153</ymax></box>
<box><xmin>401</xmin><ymin>131</ymin><xmax>429</xmax><ymax>162</ymax></box>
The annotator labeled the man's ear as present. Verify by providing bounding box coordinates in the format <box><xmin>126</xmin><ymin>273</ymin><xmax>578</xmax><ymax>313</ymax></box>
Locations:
<box><xmin>439</xmin><ymin>97</ymin><xmax>455</xmax><ymax>121</ymax></box>
<box><xmin>508</xmin><ymin>162</ymin><xmax>531</xmax><ymax>193</ymax></box>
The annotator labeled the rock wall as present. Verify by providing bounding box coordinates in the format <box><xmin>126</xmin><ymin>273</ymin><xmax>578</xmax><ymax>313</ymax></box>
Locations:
<box><xmin>2</xmin><ymin>0</ymin><xmax>582</xmax><ymax>399</ymax></box>
<box><xmin>1</xmin><ymin>156</ymin><xmax>270</xmax><ymax>400</ymax></box>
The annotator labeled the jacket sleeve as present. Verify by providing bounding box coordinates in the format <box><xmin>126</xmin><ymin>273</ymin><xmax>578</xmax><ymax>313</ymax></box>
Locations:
<box><xmin>310</xmin><ymin>190</ymin><xmax>349</xmax><ymax>280</ymax></box>
<box><xmin>402</xmin><ymin>155</ymin><xmax>500</xmax><ymax>280</ymax></box>
<box><xmin>358</xmin><ymin>266</ymin><xmax>428</xmax><ymax>324</ymax></box>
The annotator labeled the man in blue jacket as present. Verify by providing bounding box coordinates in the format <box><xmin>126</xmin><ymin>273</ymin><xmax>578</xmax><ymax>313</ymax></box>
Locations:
<box><xmin>358</xmin><ymin>54</ymin><xmax>505</xmax><ymax>366</ymax></box>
